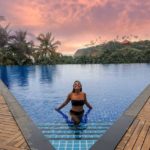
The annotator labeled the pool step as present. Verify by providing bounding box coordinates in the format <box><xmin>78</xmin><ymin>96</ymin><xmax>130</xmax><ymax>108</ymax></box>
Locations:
<box><xmin>38</xmin><ymin>122</ymin><xmax>112</xmax><ymax>129</ymax></box>
<box><xmin>38</xmin><ymin>122</ymin><xmax>113</xmax><ymax>126</ymax></box>
<box><xmin>38</xmin><ymin>122</ymin><xmax>113</xmax><ymax>140</ymax></box>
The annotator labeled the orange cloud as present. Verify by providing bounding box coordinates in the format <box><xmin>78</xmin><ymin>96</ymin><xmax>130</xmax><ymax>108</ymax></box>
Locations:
<box><xmin>0</xmin><ymin>0</ymin><xmax>150</xmax><ymax>55</ymax></box>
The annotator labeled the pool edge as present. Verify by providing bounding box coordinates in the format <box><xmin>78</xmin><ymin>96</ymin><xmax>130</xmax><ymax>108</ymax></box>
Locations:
<box><xmin>0</xmin><ymin>80</ymin><xmax>55</xmax><ymax>150</ymax></box>
<box><xmin>91</xmin><ymin>84</ymin><xmax>150</xmax><ymax>150</ymax></box>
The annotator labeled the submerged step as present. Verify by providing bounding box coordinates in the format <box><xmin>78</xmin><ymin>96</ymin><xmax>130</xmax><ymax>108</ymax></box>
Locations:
<box><xmin>38</xmin><ymin>126</ymin><xmax>110</xmax><ymax>130</ymax></box>
<box><xmin>45</xmin><ymin>134</ymin><xmax>102</xmax><ymax>140</ymax></box>
<box><xmin>41</xmin><ymin>129</ymin><xmax>106</xmax><ymax>134</ymax></box>
<box><xmin>38</xmin><ymin>122</ymin><xmax>113</xmax><ymax>131</ymax></box>
<box><xmin>38</xmin><ymin>122</ymin><xmax>113</xmax><ymax>127</ymax></box>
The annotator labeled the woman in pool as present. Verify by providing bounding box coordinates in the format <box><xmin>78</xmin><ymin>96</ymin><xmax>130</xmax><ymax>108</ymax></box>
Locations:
<box><xmin>55</xmin><ymin>80</ymin><xmax>92</xmax><ymax>124</ymax></box>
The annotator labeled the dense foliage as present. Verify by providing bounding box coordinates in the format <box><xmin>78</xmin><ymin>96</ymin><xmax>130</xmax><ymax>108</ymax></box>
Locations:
<box><xmin>0</xmin><ymin>24</ymin><xmax>62</xmax><ymax>65</ymax></box>
<box><xmin>73</xmin><ymin>41</ymin><xmax>150</xmax><ymax>64</ymax></box>
<box><xmin>0</xmin><ymin>24</ymin><xmax>150</xmax><ymax>65</ymax></box>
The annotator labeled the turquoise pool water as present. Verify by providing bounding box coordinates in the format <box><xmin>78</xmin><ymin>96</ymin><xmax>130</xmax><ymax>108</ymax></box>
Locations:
<box><xmin>0</xmin><ymin>64</ymin><xmax>150</xmax><ymax>149</ymax></box>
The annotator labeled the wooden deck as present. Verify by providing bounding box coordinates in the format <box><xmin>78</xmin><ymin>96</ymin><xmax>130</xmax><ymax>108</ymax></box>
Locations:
<box><xmin>116</xmin><ymin>97</ymin><xmax>150</xmax><ymax>150</ymax></box>
<box><xmin>0</xmin><ymin>95</ymin><xmax>30</xmax><ymax>150</ymax></box>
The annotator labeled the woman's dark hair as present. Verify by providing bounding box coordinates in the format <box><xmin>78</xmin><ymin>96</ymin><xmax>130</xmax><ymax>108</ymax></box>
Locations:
<box><xmin>72</xmin><ymin>80</ymin><xmax>82</xmax><ymax>93</ymax></box>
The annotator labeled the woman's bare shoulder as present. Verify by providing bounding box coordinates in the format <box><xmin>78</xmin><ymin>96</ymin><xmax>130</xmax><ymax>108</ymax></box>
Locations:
<box><xmin>68</xmin><ymin>92</ymin><xmax>73</xmax><ymax>97</ymax></box>
<box><xmin>81</xmin><ymin>92</ymin><xmax>86</xmax><ymax>95</ymax></box>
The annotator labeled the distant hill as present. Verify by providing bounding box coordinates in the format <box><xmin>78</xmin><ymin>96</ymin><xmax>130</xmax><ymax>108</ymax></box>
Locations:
<box><xmin>74</xmin><ymin>40</ymin><xmax>150</xmax><ymax>57</ymax></box>
<box><xmin>74</xmin><ymin>45</ymin><xmax>104</xmax><ymax>57</ymax></box>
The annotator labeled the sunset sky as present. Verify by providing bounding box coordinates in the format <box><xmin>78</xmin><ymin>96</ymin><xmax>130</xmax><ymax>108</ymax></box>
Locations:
<box><xmin>0</xmin><ymin>0</ymin><xmax>150</xmax><ymax>55</ymax></box>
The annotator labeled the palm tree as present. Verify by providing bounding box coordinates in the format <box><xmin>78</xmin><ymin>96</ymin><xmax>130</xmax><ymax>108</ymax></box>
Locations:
<box><xmin>9</xmin><ymin>30</ymin><xmax>33</xmax><ymax>65</ymax></box>
<box><xmin>0</xmin><ymin>24</ymin><xmax>11</xmax><ymax>48</ymax></box>
<box><xmin>36</xmin><ymin>32</ymin><xmax>61</xmax><ymax>63</ymax></box>
<box><xmin>0</xmin><ymin>24</ymin><xmax>15</xmax><ymax>65</ymax></box>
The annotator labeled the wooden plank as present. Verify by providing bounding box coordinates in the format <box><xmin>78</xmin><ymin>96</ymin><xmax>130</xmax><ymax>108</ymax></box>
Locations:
<box><xmin>0</xmin><ymin>118</ymin><xmax>16</xmax><ymax>123</ymax></box>
<box><xmin>116</xmin><ymin>119</ymin><xmax>139</xmax><ymax>149</ymax></box>
<box><xmin>141</xmin><ymin>127</ymin><xmax>150</xmax><ymax>150</ymax></box>
<box><xmin>3</xmin><ymin>132</ymin><xmax>21</xmax><ymax>145</ymax></box>
<box><xmin>0</xmin><ymin>95</ymin><xmax>30</xmax><ymax>150</ymax></box>
<box><xmin>0</xmin><ymin>116</ymin><xmax>15</xmax><ymax>120</ymax></box>
<box><xmin>116</xmin><ymin>97</ymin><xmax>150</xmax><ymax>150</ymax></box>
<box><xmin>0</xmin><ymin>129</ymin><xmax>18</xmax><ymax>135</ymax></box>
<box><xmin>0</xmin><ymin>132</ymin><xmax>15</xmax><ymax>138</ymax></box>
<box><xmin>133</xmin><ymin>121</ymin><xmax>150</xmax><ymax>150</ymax></box>
<box><xmin>0</xmin><ymin>123</ymin><xmax>19</xmax><ymax>129</ymax></box>
<box><xmin>14</xmin><ymin>137</ymin><xmax>25</xmax><ymax>147</ymax></box>
<box><xmin>123</xmin><ymin>120</ymin><xmax>144</xmax><ymax>150</ymax></box>
<box><xmin>20</xmin><ymin>142</ymin><xmax>30</xmax><ymax>149</ymax></box>
<box><xmin>0</xmin><ymin>137</ymin><xmax>6</xmax><ymax>142</ymax></box>
<box><xmin>0</xmin><ymin>105</ymin><xmax>7</xmax><ymax>107</ymax></box>
<box><xmin>9</xmin><ymin>135</ymin><xmax>24</xmax><ymax>146</ymax></box>
<box><xmin>0</xmin><ymin>144</ymin><xmax>27</xmax><ymax>150</ymax></box>
<box><xmin>0</xmin><ymin>120</ymin><xmax>18</xmax><ymax>125</ymax></box>
<box><xmin>0</xmin><ymin>111</ymin><xmax>11</xmax><ymax>115</ymax></box>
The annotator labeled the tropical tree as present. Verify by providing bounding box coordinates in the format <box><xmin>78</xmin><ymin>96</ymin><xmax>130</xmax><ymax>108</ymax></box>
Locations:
<box><xmin>0</xmin><ymin>24</ymin><xmax>11</xmax><ymax>48</ymax></box>
<box><xmin>0</xmin><ymin>24</ymin><xmax>14</xmax><ymax>64</ymax></box>
<box><xmin>36</xmin><ymin>32</ymin><xmax>61</xmax><ymax>64</ymax></box>
<box><xmin>9</xmin><ymin>30</ymin><xmax>33</xmax><ymax>65</ymax></box>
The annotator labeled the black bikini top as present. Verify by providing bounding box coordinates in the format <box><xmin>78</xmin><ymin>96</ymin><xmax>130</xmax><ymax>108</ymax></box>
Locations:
<box><xmin>71</xmin><ymin>100</ymin><xmax>85</xmax><ymax>106</ymax></box>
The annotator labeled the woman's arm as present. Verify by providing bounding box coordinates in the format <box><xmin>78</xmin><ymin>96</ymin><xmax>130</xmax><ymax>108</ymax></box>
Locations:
<box><xmin>84</xmin><ymin>93</ymin><xmax>93</xmax><ymax>109</ymax></box>
<box><xmin>55</xmin><ymin>93</ymin><xmax>71</xmax><ymax>110</ymax></box>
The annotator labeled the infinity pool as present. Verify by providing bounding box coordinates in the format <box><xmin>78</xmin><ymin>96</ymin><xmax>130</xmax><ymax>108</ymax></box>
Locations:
<box><xmin>0</xmin><ymin>64</ymin><xmax>150</xmax><ymax>149</ymax></box>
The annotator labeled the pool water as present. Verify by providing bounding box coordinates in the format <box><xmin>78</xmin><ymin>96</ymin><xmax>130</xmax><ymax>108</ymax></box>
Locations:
<box><xmin>0</xmin><ymin>64</ymin><xmax>150</xmax><ymax>150</ymax></box>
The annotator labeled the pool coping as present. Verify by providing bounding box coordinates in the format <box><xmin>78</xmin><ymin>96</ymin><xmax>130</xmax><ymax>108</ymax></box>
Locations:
<box><xmin>91</xmin><ymin>84</ymin><xmax>150</xmax><ymax>150</ymax></box>
<box><xmin>0</xmin><ymin>80</ymin><xmax>55</xmax><ymax>150</ymax></box>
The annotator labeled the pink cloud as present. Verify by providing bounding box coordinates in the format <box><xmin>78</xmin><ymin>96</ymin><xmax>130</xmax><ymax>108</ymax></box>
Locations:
<box><xmin>0</xmin><ymin>0</ymin><xmax>150</xmax><ymax>55</ymax></box>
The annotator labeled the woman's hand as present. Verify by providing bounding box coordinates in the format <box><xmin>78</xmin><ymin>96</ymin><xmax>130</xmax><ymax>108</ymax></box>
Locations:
<box><xmin>89</xmin><ymin>105</ymin><xmax>93</xmax><ymax>109</ymax></box>
<box><xmin>84</xmin><ymin>93</ymin><xmax>93</xmax><ymax>109</ymax></box>
<box><xmin>55</xmin><ymin>107</ymin><xmax>60</xmax><ymax>111</ymax></box>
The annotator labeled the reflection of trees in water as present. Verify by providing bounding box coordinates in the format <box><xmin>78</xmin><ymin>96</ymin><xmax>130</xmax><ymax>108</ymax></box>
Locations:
<box><xmin>8</xmin><ymin>66</ymin><xmax>32</xmax><ymax>87</ymax></box>
<box><xmin>1</xmin><ymin>66</ymin><xmax>32</xmax><ymax>87</ymax></box>
<box><xmin>17</xmin><ymin>66</ymin><xmax>30</xmax><ymax>86</ymax></box>
<box><xmin>0</xmin><ymin>65</ymin><xmax>57</xmax><ymax>88</ymax></box>
<box><xmin>40</xmin><ymin>65</ymin><xmax>57</xmax><ymax>84</ymax></box>
<box><xmin>0</xmin><ymin>67</ymin><xmax>10</xmax><ymax>88</ymax></box>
